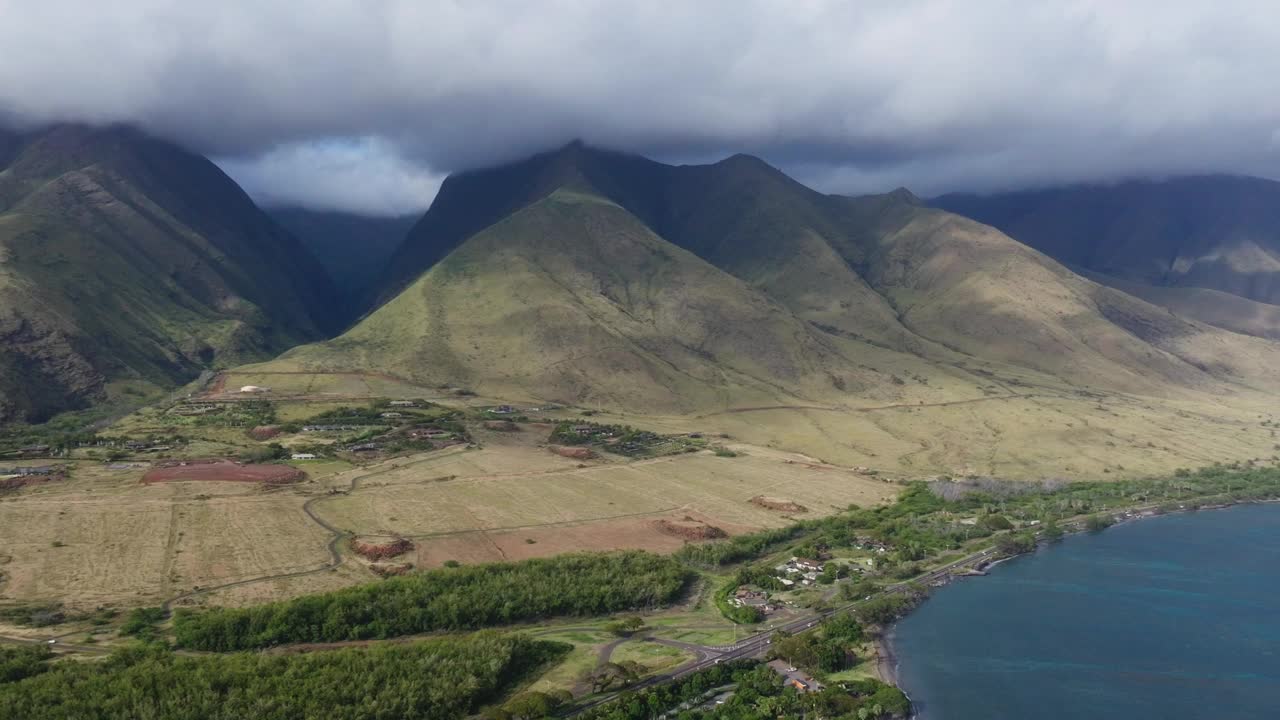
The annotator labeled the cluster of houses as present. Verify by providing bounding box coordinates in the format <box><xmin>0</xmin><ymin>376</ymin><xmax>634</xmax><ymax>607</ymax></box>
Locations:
<box><xmin>773</xmin><ymin>556</ymin><xmax>827</xmax><ymax>587</ymax></box>
<box><xmin>302</xmin><ymin>424</ymin><xmax>362</xmax><ymax>433</ymax></box>
<box><xmin>406</xmin><ymin>428</ymin><xmax>453</xmax><ymax>440</ymax></box>
<box><xmin>170</xmin><ymin>403</ymin><xmax>221</xmax><ymax>416</ymax></box>
<box><xmin>728</xmin><ymin>587</ymin><xmax>783</xmax><ymax>615</ymax></box>
<box><xmin>0</xmin><ymin>465</ymin><xmax>58</xmax><ymax>477</ymax></box>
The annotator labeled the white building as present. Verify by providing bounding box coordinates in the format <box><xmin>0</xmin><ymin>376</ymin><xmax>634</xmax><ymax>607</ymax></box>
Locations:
<box><xmin>291</xmin><ymin>453</ymin><xmax>317</xmax><ymax>460</ymax></box>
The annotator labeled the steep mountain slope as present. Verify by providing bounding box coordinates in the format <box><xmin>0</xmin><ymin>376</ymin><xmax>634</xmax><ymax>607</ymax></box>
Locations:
<box><xmin>269</xmin><ymin>207</ymin><xmax>415</xmax><ymax>317</ymax></box>
<box><xmin>0</xmin><ymin>124</ymin><xmax>340</xmax><ymax>422</ymax></box>
<box><xmin>287</xmin><ymin>188</ymin><xmax>899</xmax><ymax>412</ymax></box>
<box><xmin>934</xmin><ymin>176</ymin><xmax>1280</xmax><ymax>315</ymax></box>
<box><xmin>1076</xmin><ymin>269</ymin><xmax>1280</xmax><ymax>341</ymax></box>
<box><xmin>290</xmin><ymin>144</ymin><xmax>1280</xmax><ymax>414</ymax></box>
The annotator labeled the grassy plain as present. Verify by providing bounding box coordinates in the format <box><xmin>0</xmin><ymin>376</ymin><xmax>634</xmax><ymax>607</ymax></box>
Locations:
<box><xmin>7</xmin><ymin>360</ymin><xmax>1280</xmax><ymax>614</ymax></box>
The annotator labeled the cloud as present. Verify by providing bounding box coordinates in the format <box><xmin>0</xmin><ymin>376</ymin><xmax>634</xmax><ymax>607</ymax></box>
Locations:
<box><xmin>215</xmin><ymin>138</ymin><xmax>442</xmax><ymax>217</ymax></box>
<box><xmin>2</xmin><ymin>0</ymin><xmax>1280</xmax><ymax>209</ymax></box>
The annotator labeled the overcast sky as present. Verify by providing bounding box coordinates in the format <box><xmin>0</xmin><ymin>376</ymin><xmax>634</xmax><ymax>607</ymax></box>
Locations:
<box><xmin>3</xmin><ymin>1</ymin><xmax>1280</xmax><ymax>216</ymax></box>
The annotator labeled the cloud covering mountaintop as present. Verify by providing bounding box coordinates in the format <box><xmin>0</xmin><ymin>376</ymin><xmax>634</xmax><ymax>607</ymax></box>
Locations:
<box><xmin>3</xmin><ymin>1</ymin><xmax>1279</xmax><ymax>214</ymax></box>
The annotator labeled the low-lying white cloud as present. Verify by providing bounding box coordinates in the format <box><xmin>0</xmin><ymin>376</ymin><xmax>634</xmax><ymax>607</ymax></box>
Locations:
<box><xmin>3</xmin><ymin>0</ymin><xmax>1279</xmax><ymax>210</ymax></box>
<box><xmin>216</xmin><ymin>138</ymin><xmax>442</xmax><ymax>217</ymax></box>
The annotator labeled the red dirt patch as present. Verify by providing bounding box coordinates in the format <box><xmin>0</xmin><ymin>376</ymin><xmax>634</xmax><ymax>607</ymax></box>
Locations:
<box><xmin>750</xmin><ymin>495</ymin><xmax>809</xmax><ymax>513</ymax></box>
<box><xmin>142</xmin><ymin>460</ymin><xmax>305</xmax><ymax>485</ymax></box>
<box><xmin>653</xmin><ymin>517</ymin><xmax>728</xmax><ymax>540</ymax></box>
<box><xmin>350</xmin><ymin>537</ymin><xmax>415</xmax><ymax>561</ymax></box>
<box><xmin>549</xmin><ymin>445</ymin><xmax>596</xmax><ymax>460</ymax></box>
<box><xmin>248</xmin><ymin>425</ymin><xmax>283</xmax><ymax>441</ymax></box>
<box><xmin>369</xmin><ymin>562</ymin><xmax>414</xmax><ymax>578</ymax></box>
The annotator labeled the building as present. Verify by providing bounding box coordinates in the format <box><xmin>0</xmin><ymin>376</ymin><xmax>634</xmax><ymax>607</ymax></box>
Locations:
<box><xmin>291</xmin><ymin>453</ymin><xmax>318</xmax><ymax>461</ymax></box>
<box><xmin>766</xmin><ymin>660</ymin><xmax>822</xmax><ymax>693</ymax></box>
<box><xmin>302</xmin><ymin>424</ymin><xmax>359</xmax><ymax>432</ymax></box>
<box><xmin>491</xmin><ymin>405</ymin><xmax>515</xmax><ymax>414</ymax></box>
<box><xmin>380</xmin><ymin>412</ymin><xmax>403</xmax><ymax>419</ymax></box>
<box><xmin>0</xmin><ymin>466</ymin><xmax>55</xmax><ymax>477</ymax></box>
<box><xmin>238</xmin><ymin>385</ymin><xmax>270</xmax><ymax>393</ymax></box>
<box><xmin>388</xmin><ymin>400</ymin><xmax>416</xmax><ymax>407</ymax></box>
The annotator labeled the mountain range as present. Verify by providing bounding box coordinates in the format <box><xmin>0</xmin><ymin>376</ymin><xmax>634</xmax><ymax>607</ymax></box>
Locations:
<box><xmin>0</xmin><ymin>125</ymin><xmax>338</xmax><ymax>422</ymax></box>
<box><xmin>276</xmin><ymin>143</ymin><xmax>1280</xmax><ymax>415</ymax></box>
<box><xmin>935</xmin><ymin>176</ymin><xmax>1280</xmax><ymax>339</ymax></box>
<box><xmin>7</xmin><ymin>126</ymin><xmax>1280</xmax><ymax>443</ymax></box>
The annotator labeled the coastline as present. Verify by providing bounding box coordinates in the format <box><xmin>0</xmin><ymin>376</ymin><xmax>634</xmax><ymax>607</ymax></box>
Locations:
<box><xmin>880</xmin><ymin>499</ymin><xmax>1280</xmax><ymax>719</ymax></box>
<box><xmin>874</xmin><ymin>629</ymin><xmax>899</xmax><ymax>686</ymax></box>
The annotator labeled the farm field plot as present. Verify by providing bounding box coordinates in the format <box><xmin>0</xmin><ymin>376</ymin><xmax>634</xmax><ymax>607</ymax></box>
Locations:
<box><xmin>0</xmin><ymin>475</ymin><xmax>331</xmax><ymax>607</ymax></box>
<box><xmin>143</xmin><ymin>461</ymin><xmax>304</xmax><ymax>484</ymax></box>
<box><xmin>314</xmin><ymin>447</ymin><xmax>898</xmax><ymax>566</ymax></box>
<box><xmin>165</xmin><ymin>494</ymin><xmax>333</xmax><ymax>594</ymax></box>
<box><xmin>0</xmin><ymin>493</ymin><xmax>172</xmax><ymax>605</ymax></box>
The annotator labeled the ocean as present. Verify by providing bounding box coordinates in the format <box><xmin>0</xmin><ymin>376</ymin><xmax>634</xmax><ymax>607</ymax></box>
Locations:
<box><xmin>891</xmin><ymin>503</ymin><xmax>1280</xmax><ymax>719</ymax></box>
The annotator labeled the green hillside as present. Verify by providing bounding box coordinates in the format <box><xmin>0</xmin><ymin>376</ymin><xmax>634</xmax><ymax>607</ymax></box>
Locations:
<box><xmin>0</xmin><ymin>124</ymin><xmax>340</xmax><ymax>422</ymax></box>
<box><xmin>286</xmin><ymin>188</ymin><xmax>896</xmax><ymax>412</ymax></box>
<box><xmin>278</xmin><ymin>144</ymin><xmax>1280</xmax><ymax>416</ymax></box>
<box><xmin>934</xmin><ymin>176</ymin><xmax>1280</xmax><ymax>333</ymax></box>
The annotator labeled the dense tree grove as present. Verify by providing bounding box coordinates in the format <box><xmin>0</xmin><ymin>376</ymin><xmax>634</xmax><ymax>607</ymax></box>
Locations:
<box><xmin>173</xmin><ymin>551</ymin><xmax>691</xmax><ymax>650</ymax></box>
<box><xmin>0</xmin><ymin>633</ymin><xmax>565</xmax><ymax>720</ymax></box>
<box><xmin>573</xmin><ymin>660</ymin><xmax>909</xmax><ymax>720</ymax></box>
<box><xmin>682</xmin><ymin>465</ymin><xmax>1280</xmax><ymax>579</ymax></box>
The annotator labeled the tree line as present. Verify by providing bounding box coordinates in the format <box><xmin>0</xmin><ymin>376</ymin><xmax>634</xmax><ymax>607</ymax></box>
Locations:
<box><xmin>0</xmin><ymin>633</ymin><xmax>566</xmax><ymax>720</ymax></box>
<box><xmin>173</xmin><ymin>551</ymin><xmax>692</xmax><ymax>651</ymax></box>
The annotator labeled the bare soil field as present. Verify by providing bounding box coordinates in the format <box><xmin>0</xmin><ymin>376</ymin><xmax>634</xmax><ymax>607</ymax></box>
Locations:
<box><xmin>142</xmin><ymin>461</ymin><xmax>305</xmax><ymax>484</ymax></box>
<box><xmin>414</xmin><ymin>510</ymin><xmax>758</xmax><ymax>568</ymax></box>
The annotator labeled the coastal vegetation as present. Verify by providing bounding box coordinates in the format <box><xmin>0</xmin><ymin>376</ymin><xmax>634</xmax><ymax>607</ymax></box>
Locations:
<box><xmin>572</xmin><ymin>659</ymin><xmax>908</xmax><ymax>720</ymax></box>
<box><xmin>0</xmin><ymin>633</ymin><xmax>565</xmax><ymax>720</ymax></box>
<box><xmin>173</xmin><ymin>551</ymin><xmax>691</xmax><ymax>650</ymax></box>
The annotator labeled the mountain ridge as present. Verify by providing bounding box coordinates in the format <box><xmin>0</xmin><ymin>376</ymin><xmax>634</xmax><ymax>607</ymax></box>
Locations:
<box><xmin>0</xmin><ymin>123</ymin><xmax>340</xmax><ymax>421</ymax></box>
<box><xmin>933</xmin><ymin>175</ymin><xmax>1280</xmax><ymax>326</ymax></box>
<box><xmin>282</xmin><ymin>145</ymin><xmax>1280</xmax><ymax>417</ymax></box>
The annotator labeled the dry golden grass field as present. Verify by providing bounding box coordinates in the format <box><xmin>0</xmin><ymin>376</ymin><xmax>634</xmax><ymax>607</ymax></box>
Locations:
<box><xmin>5</xmin><ymin>367</ymin><xmax>1279</xmax><ymax>611</ymax></box>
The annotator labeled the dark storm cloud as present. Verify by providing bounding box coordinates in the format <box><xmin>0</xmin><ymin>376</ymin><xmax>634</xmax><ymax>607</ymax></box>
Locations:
<box><xmin>2</xmin><ymin>1</ymin><xmax>1279</xmax><ymax>214</ymax></box>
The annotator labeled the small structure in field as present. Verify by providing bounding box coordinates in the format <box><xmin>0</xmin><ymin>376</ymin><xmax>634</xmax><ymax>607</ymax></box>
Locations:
<box><xmin>380</xmin><ymin>412</ymin><xmax>403</xmax><ymax>419</ymax></box>
<box><xmin>238</xmin><ymin>385</ymin><xmax>270</xmax><ymax>394</ymax></box>
<box><xmin>388</xmin><ymin>400</ymin><xmax>417</xmax><ymax>407</ymax></box>
<box><xmin>291</xmin><ymin>453</ymin><xmax>318</xmax><ymax>461</ymax></box>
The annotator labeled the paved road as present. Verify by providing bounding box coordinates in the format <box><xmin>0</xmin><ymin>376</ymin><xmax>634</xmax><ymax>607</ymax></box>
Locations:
<box><xmin>567</xmin><ymin>545</ymin><xmax>998</xmax><ymax>716</ymax></box>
